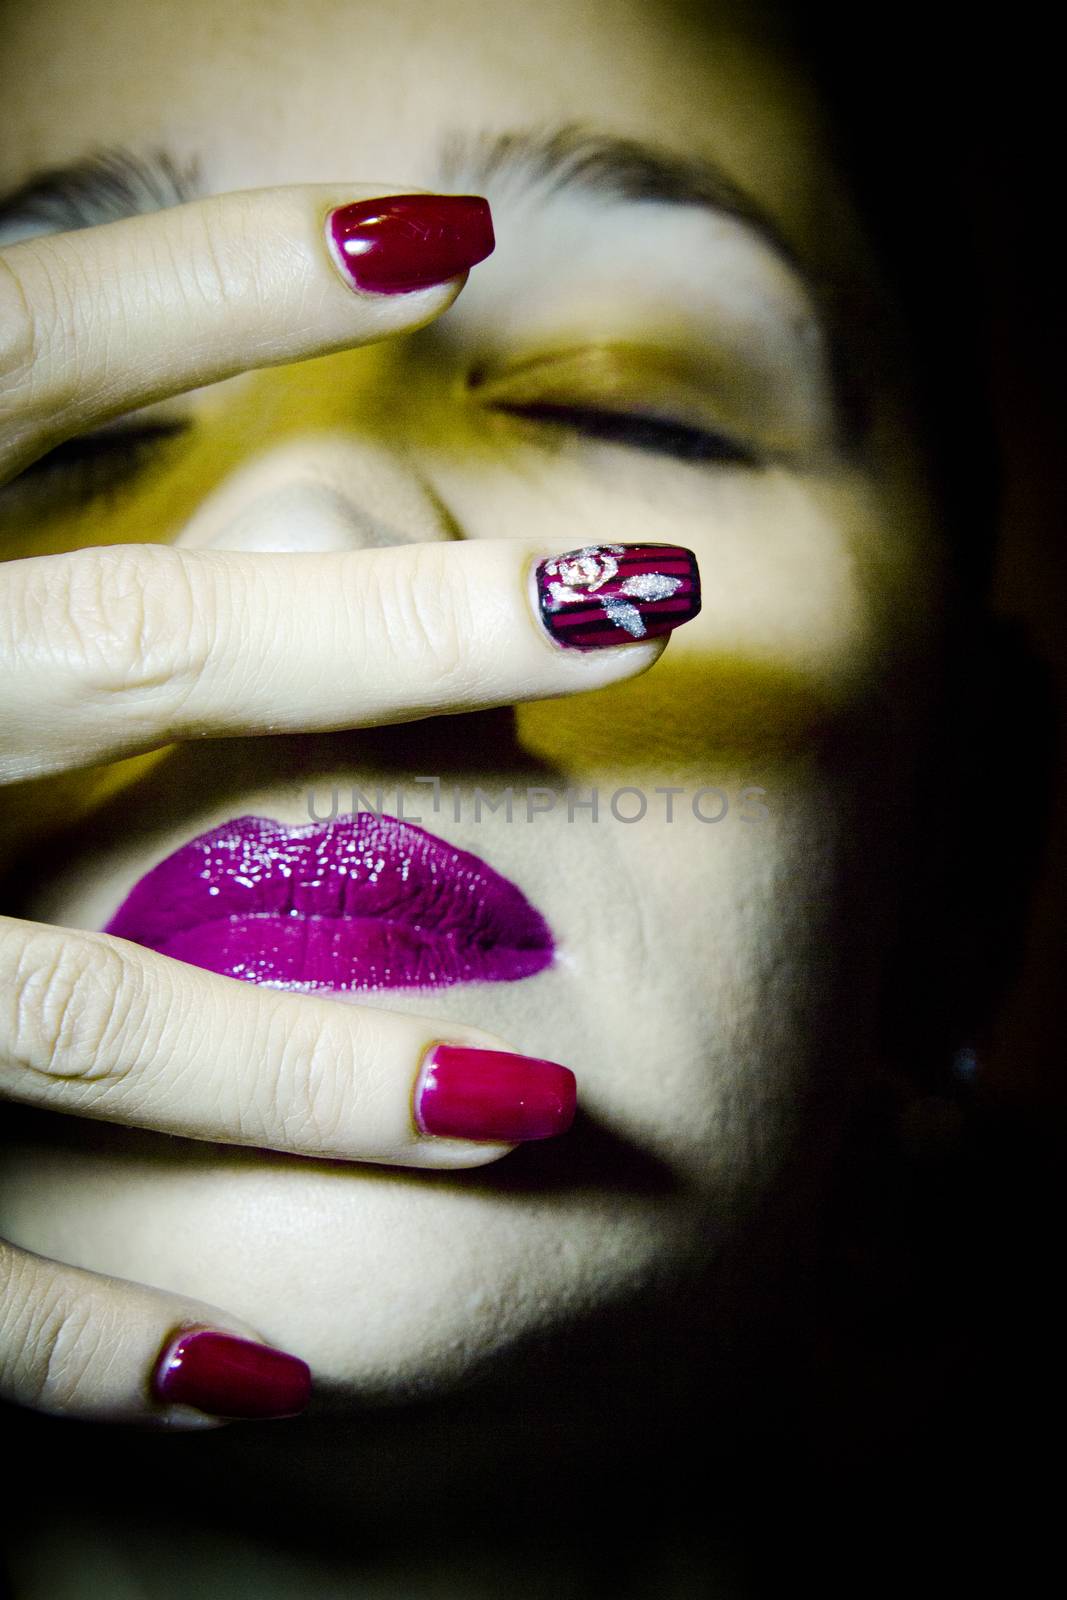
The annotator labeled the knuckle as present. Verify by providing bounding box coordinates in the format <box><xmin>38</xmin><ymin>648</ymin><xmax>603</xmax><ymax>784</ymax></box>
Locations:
<box><xmin>364</xmin><ymin>545</ymin><xmax>471</xmax><ymax>688</ymax></box>
<box><xmin>168</xmin><ymin>197</ymin><xmax>261</xmax><ymax>319</ymax></box>
<box><xmin>0</xmin><ymin>1247</ymin><xmax>95</xmax><ymax>1413</ymax></box>
<box><xmin>0</xmin><ymin>1244</ymin><xmax>35</xmax><ymax>1360</ymax></box>
<box><xmin>6</xmin><ymin>927</ymin><xmax>143</xmax><ymax>1083</ymax></box>
<box><xmin>169</xmin><ymin>207</ymin><xmax>231</xmax><ymax>314</ymax></box>
<box><xmin>24</xmin><ymin>1294</ymin><xmax>98</xmax><ymax>1413</ymax></box>
<box><xmin>0</xmin><ymin>251</ymin><xmax>38</xmax><ymax>397</ymax></box>
<box><xmin>30</xmin><ymin>545</ymin><xmax>213</xmax><ymax>705</ymax></box>
<box><xmin>268</xmin><ymin>1009</ymin><xmax>361</xmax><ymax>1154</ymax></box>
<box><xmin>0</xmin><ymin>246</ymin><xmax>71</xmax><ymax>472</ymax></box>
<box><xmin>0</xmin><ymin>238</ymin><xmax>89</xmax><ymax>428</ymax></box>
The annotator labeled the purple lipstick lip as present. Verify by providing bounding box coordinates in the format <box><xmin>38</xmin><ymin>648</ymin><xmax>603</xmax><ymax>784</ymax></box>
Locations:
<box><xmin>101</xmin><ymin>813</ymin><xmax>556</xmax><ymax>993</ymax></box>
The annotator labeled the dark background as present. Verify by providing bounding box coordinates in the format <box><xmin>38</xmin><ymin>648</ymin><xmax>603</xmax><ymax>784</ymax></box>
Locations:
<box><xmin>777</xmin><ymin>7</ymin><xmax>1067</xmax><ymax>1589</ymax></box>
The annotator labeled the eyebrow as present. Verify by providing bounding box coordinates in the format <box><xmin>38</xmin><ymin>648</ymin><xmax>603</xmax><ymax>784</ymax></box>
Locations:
<box><xmin>0</xmin><ymin>123</ymin><xmax>797</xmax><ymax>268</ymax></box>
<box><xmin>0</xmin><ymin>148</ymin><xmax>203</xmax><ymax>241</ymax></box>
<box><xmin>438</xmin><ymin>122</ymin><xmax>800</xmax><ymax>268</ymax></box>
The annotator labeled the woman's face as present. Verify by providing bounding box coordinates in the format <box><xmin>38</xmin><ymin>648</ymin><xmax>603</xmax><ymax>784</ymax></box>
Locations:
<box><xmin>0</xmin><ymin>0</ymin><xmax>945</xmax><ymax>1401</ymax></box>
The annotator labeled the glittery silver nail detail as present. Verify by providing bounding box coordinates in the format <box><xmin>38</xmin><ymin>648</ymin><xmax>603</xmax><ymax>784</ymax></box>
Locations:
<box><xmin>602</xmin><ymin>598</ymin><xmax>647</xmax><ymax>637</ymax></box>
<box><xmin>617</xmin><ymin>574</ymin><xmax>682</xmax><ymax>602</ymax></box>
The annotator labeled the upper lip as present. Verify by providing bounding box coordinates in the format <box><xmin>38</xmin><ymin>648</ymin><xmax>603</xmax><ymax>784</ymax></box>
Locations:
<box><xmin>102</xmin><ymin>811</ymin><xmax>556</xmax><ymax>992</ymax></box>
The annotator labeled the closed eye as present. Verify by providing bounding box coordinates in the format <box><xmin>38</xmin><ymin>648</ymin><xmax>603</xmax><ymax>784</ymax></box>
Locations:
<box><xmin>0</xmin><ymin>420</ymin><xmax>189</xmax><ymax>515</ymax></box>
<box><xmin>488</xmin><ymin>401</ymin><xmax>759</xmax><ymax>466</ymax></box>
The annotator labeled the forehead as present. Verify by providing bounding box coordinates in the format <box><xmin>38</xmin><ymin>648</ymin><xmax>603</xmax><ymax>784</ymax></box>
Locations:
<box><xmin>0</xmin><ymin>0</ymin><xmax>834</xmax><ymax>257</ymax></box>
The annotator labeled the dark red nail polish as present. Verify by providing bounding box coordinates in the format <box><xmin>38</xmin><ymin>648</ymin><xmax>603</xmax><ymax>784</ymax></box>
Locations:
<box><xmin>415</xmin><ymin>1044</ymin><xmax>577</xmax><ymax>1142</ymax></box>
<box><xmin>536</xmin><ymin>543</ymin><xmax>701</xmax><ymax>649</ymax></box>
<box><xmin>152</xmin><ymin>1329</ymin><xmax>311</xmax><ymax>1419</ymax></box>
<box><xmin>326</xmin><ymin>194</ymin><xmax>494</xmax><ymax>294</ymax></box>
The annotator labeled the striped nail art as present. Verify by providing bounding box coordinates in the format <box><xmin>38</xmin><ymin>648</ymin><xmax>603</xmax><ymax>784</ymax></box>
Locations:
<box><xmin>535</xmin><ymin>543</ymin><xmax>701</xmax><ymax>649</ymax></box>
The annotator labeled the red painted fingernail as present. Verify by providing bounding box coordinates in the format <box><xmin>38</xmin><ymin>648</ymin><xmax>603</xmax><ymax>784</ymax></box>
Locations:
<box><xmin>415</xmin><ymin>1044</ymin><xmax>577</xmax><ymax>1142</ymax></box>
<box><xmin>326</xmin><ymin>194</ymin><xmax>495</xmax><ymax>294</ymax></box>
<box><xmin>152</xmin><ymin>1328</ymin><xmax>311</xmax><ymax>1419</ymax></box>
<box><xmin>536</xmin><ymin>543</ymin><xmax>701</xmax><ymax>649</ymax></box>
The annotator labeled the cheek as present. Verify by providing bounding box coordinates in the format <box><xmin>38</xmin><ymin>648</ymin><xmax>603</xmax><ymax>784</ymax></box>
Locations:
<box><xmin>559</xmin><ymin>790</ymin><xmax>864</xmax><ymax>1163</ymax></box>
<box><xmin>441</xmin><ymin>456</ymin><xmax>935</xmax><ymax>773</ymax></box>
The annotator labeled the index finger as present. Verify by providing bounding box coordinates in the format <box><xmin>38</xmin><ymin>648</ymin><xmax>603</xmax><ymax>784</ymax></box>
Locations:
<box><xmin>0</xmin><ymin>184</ymin><xmax>494</xmax><ymax>477</ymax></box>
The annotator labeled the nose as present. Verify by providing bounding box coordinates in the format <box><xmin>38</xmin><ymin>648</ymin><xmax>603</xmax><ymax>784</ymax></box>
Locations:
<box><xmin>171</xmin><ymin>432</ymin><xmax>459</xmax><ymax>554</ymax></box>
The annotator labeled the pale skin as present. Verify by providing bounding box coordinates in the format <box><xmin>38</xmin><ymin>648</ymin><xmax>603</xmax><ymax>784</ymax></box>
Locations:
<box><xmin>0</xmin><ymin>0</ymin><xmax>953</xmax><ymax>1583</ymax></box>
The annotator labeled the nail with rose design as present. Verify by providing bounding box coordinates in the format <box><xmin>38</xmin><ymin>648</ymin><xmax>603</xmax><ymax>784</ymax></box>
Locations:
<box><xmin>534</xmin><ymin>543</ymin><xmax>701</xmax><ymax>650</ymax></box>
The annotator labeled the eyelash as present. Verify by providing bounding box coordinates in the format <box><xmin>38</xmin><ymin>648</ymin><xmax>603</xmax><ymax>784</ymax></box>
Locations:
<box><xmin>2</xmin><ymin>401</ymin><xmax>754</xmax><ymax>516</ymax></box>
<box><xmin>2</xmin><ymin>421</ymin><xmax>189</xmax><ymax>514</ymax></box>
<box><xmin>492</xmin><ymin>402</ymin><xmax>758</xmax><ymax>466</ymax></box>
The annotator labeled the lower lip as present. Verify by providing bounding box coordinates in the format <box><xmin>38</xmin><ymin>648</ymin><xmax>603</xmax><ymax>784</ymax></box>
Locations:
<box><xmin>102</xmin><ymin>812</ymin><xmax>556</xmax><ymax>993</ymax></box>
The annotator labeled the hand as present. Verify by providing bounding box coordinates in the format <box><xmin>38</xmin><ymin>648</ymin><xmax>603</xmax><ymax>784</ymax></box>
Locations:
<box><xmin>0</xmin><ymin>182</ymin><xmax>698</xmax><ymax>1425</ymax></box>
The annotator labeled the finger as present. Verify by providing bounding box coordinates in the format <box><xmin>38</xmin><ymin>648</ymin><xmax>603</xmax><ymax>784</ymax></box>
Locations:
<box><xmin>0</xmin><ymin>1238</ymin><xmax>311</xmax><ymax>1424</ymax></box>
<box><xmin>0</xmin><ymin>538</ymin><xmax>700</xmax><ymax>781</ymax></box>
<box><xmin>0</xmin><ymin>916</ymin><xmax>577</xmax><ymax>1168</ymax></box>
<box><xmin>0</xmin><ymin>184</ymin><xmax>494</xmax><ymax>475</ymax></box>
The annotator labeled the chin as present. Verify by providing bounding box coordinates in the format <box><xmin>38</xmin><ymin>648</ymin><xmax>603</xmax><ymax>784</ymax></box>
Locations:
<box><xmin>0</xmin><ymin>1120</ymin><xmax>695</xmax><ymax>1401</ymax></box>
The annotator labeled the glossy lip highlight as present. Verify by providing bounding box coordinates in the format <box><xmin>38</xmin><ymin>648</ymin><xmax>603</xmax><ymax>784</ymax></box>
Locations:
<box><xmin>101</xmin><ymin>812</ymin><xmax>556</xmax><ymax>993</ymax></box>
